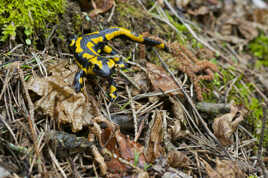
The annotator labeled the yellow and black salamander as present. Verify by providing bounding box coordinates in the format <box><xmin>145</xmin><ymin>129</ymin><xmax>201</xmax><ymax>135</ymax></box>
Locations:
<box><xmin>69</xmin><ymin>27</ymin><xmax>168</xmax><ymax>101</ymax></box>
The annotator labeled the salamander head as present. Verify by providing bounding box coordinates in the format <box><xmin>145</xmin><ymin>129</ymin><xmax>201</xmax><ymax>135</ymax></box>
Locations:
<box><xmin>68</xmin><ymin>35</ymin><xmax>77</xmax><ymax>53</ymax></box>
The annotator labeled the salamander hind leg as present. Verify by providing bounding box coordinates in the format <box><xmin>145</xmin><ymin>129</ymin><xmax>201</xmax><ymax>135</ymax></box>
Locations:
<box><xmin>108</xmin><ymin>78</ymin><xmax>118</xmax><ymax>101</ymax></box>
<box><xmin>73</xmin><ymin>70</ymin><xmax>85</xmax><ymax>93</ymax></box>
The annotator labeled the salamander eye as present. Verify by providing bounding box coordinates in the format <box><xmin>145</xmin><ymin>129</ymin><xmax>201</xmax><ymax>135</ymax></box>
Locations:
<box><xmin>67</xmin><ymin>35</ymin><xmax>77</xmax><ymax>47</ymax></box>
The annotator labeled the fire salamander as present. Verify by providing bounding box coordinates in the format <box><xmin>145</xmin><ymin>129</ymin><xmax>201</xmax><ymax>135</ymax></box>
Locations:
<box><xmin>69</xmin><ymin>27</ymin><xmax>168</xmax><ymax>101</ymax></box>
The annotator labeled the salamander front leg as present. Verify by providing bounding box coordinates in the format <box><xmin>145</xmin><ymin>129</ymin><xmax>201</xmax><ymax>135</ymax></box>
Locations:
<box><xmin>73</xmin><ymin>70</ymin><xmax>85</xmax><ymax>93</ymax></box>
<box><xmin>108</xmin><ymin>78</ymin><xmax>118</xmax><ymax>101</ymax></box>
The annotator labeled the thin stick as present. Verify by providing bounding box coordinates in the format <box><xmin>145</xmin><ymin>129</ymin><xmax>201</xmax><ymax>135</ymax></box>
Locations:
<box><xmin>0</xmin><ymin>114</ymin><xmax>18</xmax><ymax>144</ymax></box>
<box><xmin>126</xmin><ymin>85</ymin><xmax>138</xmax><ymax>140</ymax></box>
<box><xmin>257</xmin><ymin>106</ymin><xmax>268</xmax><ymax>178</ymax></box>
<box><xmin>48</xmin><ymin>147</ymin><xmax>67</xmax><ymax>178</ymax></box>
<box><xmin>107</xmin><ymin>1</ymin><xmax>115</xmax><ymax>22</ymax></box>
<box><xmin>119</xmin><ymin>70</ymin><xmax>140</xmax><ymax>90</ymax></box>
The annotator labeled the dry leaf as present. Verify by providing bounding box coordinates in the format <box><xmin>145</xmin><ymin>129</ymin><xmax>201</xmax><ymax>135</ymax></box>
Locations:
<box><xmin>176</xmin><ymin>0</ymin><xmax>191</xmax><ymax>8</ymax></box>
<box><xmin>236</xmin><ymin>19</ymin><xmax>258</xmax><ymax>41</ymax></box>
<box><xmin>212</xmin><ymin>102</ymin><xmax>245</xmax><ymax>146</ymax></box>
<box><xmin>169</xmin><ymin>120</ymin><xmax>190</xmax><ymax>141</ymax></box>
<box><xmin>27</xmin><ymin>63</ymin><xmax>97</xmax><ymax>132</ymax></box>
<box><xmin>204</xmin><ymin>158</ymin><xmax>246</xmax><ymax>178</ymax></box>
<box><xmin>252</xmin><ymin>9</ymin><xmax>268</xmax><ymax>25</ymax></box>
<box><xmin>146</xmin><ymin>62</ymin><xmax>181</xmax><ymax>96</ymax></box>
<box><xmin>144</xmin><ymin>110</ymin><xmax>165</xmax><ymax>162</ymax></box>
<box><xmin>220</xmin><ymin>18</ymin><xmax>258</xmax><ymax>41</ymax></box>
<box><xmin>89</xmin><ymin>0</ymin><xmax>114</xmax><ymax>18</ymax></box>
<box><xmin>169</xmin><ymin>96</ymin><xmax>185</xmax><ymax>122</ymax></box>
<box><xmin>103</xmin><ymin>129</ymin><xmax>146</xmax><ymax>175</ymax></box>
<box><xmin>167</xmin><ymin>151</ymin><xmax>190</xmax><ymax>168</ymax></box>
<box><xmin>188</xmin><ymin>6</ymin><xmax>210</xmax><ymax>16</ymax></box>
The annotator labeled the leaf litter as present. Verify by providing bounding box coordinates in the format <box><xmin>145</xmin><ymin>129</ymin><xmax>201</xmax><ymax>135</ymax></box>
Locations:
<box><xmin>0</xmin><ymin>0</ymin><xmax>267</xmax><ymax>177</ymax></box>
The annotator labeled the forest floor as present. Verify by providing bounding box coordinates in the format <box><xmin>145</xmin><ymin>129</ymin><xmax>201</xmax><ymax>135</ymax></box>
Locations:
<box><xmin>0</xmin><ymin>0</ymin><xmax>268</xmax><ymax>177</ymax></box>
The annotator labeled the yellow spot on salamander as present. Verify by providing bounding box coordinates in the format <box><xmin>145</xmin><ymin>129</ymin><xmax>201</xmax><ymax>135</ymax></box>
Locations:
<box><xmin>91</xmin><ymin>36</ymin><xmax>103</xmax><ymax>44</ymax></box>
<box><xmin>105</xmin><ymin>32</ymin><xmax>116</xmax><ymax>41</ymax></box>
<box><xmin>86</xmin><ymin>42</ymin><xmax>98</xmax><ymax>55</ymax></box>
<box><xmin>90</xmin><ymin>57</ymin><xmax>103</xmax><ymax>69</ymax></box>
<box><xmin>75</xmin><ymin>37</ymin><xmax>83</xmax><ymax>53</ymax></box>
<box><xmin>82</xmin><ymin>53</ymin><xmax>94</xmax><ymax>59</ymax></box>
<box><xmin>75</xmin><ymin>60</ymin><xmax>87</xmax><ymax>74</ymax></box>
<box><xmin>107</xmin><ymin>59</ymin><xmax>115</xmax><ymax>69</ymax></box>
<box><xmin>156</xmin><ymin>43</ymin><xmax>165</xmax><ymax>49</ymax></box>
<box><xmin>109</xmin><ymin>85</ymin><xmax>117</xmax><ymax>99</ymax></box>
<box><xmin>103</xmin><ymin>45</ymin><xmax>112</xmax><ymax>53</ymax></box>
<box><xmin>113</xmin><ymin>57</ymin><xmax>120</xmax><ymax>62</ymax></box>
<box><xmin>86</xmin><ymin>31</ymin><xmax>99</xmax><ymax>36</ymax></box>
<box><xmin>79</xmin><ymin>77</ymin><xmax>83</xmax><ymax>84</ymax></box>
<box><xmin>87</xmin><ymin>66</ymin><xmax>95</xmax><ymax>75</ymax></box>
<box><xmin>70</xmin><ymin>39</ymin><xmax>75</xmax><ymax>47</ymax></box>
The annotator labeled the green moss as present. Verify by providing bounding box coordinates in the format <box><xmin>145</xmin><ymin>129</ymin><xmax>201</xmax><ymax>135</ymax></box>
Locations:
<box><xmin>204</xmin><ymin>65</ymin><xmax>267</xmax><ymax>147</ymax></box>
<box><xmin>249</xmin><ymin>34</ymin><xmax>268</xmax><ymax>67</ymax></box>
<box><xmin>0</xmin><ymin>0</ymin><xmax>66</xmax><ymax>42</ymax></box>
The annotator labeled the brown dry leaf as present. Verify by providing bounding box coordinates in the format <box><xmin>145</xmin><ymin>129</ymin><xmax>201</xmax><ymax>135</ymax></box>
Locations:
<box><xmin>204</xmin><ymin>158</ymin><xmax>246</xmax><ymax>178</ymax></box>
<box><xmin>144</xmin><ymin>110</ymin><xmax>165</xmax><ymax>162</ymax></box>
<box><xmin>146</xmin><ymin>62</ymin><xmax>182</xmax><ymax>96</ymax></box>
<box><xmin>169</xmin><ymin>96</ymin><xmax>185</xmax><ymax>122</ymax></box>
<box><xmin>169</xmin><ymin>120</ymin><xmax>190</xmax><ymax>141</ymax></box>
<box><xmin>220</xmin><ymin>18</ymin><xmax>258</xmax><ymax>41</ymax></box>
<box><xmin>27</xmin><ymin>63</ymin><xmax>97</xmax><ymax>132</ymax></box>
<box><xmin>176</xmin><ymin>0</ymin><xmax>191</xmax><ymax>8</ymax></box>
<box><xmin>132</xmin><ymin>72</ymin><xmax>150</xmax><ymax>96</ymax></box>
<box><xmin>167</xmin><ymin>151</ymin><xmax>190</xmax><ymax>168</ymax></box>
<box><xmin>188</xmin><ymin>6</ymin><xmax>210</xmax><ymax>16</ymax></box>
<box><xmin>212</xmin><ymin>102</ymin><xmax>245</xmax><ymax>146</ymax></box>
<box><xmin>236</xmin><ymin>19</ymin><xmax>259</xmax><ymax>41</ymax></box>
<box><xmin>89</xmin><ymin>0</ymin><xmax>114</xmax><ymax>18</ymax></box>
<box><xmin>252</xmin><ymin>9</ymin><xmax>268</xmax><ymax>25</ymax></box>
<box><xmin>103</xmin><ymin>129</ymin><xmax>146</xmax><ymax>175</ymax></box>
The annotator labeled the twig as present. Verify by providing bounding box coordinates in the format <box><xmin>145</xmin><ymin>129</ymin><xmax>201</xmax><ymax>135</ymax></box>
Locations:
<box><xmin>107</xmin><ymin>1</ymin><xmax>115</xmax><ymax>22</ymax></box>
<box><xmin>257</xmin><ymin>105</ymin><xmax>268</xmax><ymax>178</ymax></box>
<box><xmin>0</xmin><ymin>114</ymin><xmax>18</xmax><ymax>144</ymax></box>
<box><xmin>0</xmin><ymin>68</ymin><xmax>13</xmax><ymax>101</ymax></box>
<box><xmin>126</xmin><ymin>85</ymin><xmax>138</xmax><ymax>140</ymax></box>
<box><xmin>119</xmin><ymin>70</ymin><xmax>140</xmax><ymax>90</ymax></box>
<box><xmin>17</xmin><ymin>62</ymin><xmax>43</xmax><ymax>173</ymax></box>
<box><xmin>48</xmin><ymin>147</ymin><xmax>67</xmax><ymax>178</ymax></box>
<box><xmin>224</xmin><ymin>76</ymin><xmax>239</xmax><ymax>103</ymax></box>
<box><xmin>134</xmin><ymin>117</ymin><xmax>145</xmax><ymax>142</ymax></box>
<box><xmin>31</xmin><ymin>52</ymin><xmax>47</xmax><ymax>77</ymax></box>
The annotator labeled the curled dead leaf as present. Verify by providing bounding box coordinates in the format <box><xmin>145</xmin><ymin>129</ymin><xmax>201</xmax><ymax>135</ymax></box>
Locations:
<box><xmin>144</xmin><ymin>110</ymin><xmax>165</xmax><ymax>162</ymax></box>
<box><xmin>146</xmin><ymin>62</ymin><xmax>182</xmax><ymax>96</ymax></box>
<box><xmin>167</xmin><ymin>151</ymin><xmax>190</xmax><ymax>168</ymax></box>
<box><xmin>27</xmin><ymin>64</ymin><xmax>97</xmax><ymax>132</ymax></box>
<box><xmin>169</xmin><ymin>120</ymin><xmax>190</xmax><ymax>141</ymax></box>
<box><xmin>89</xmin><ymin>0</ymin><xmax>114</xmax><ymax>18</ymax></box>
<box><xmin>188</xmin><ymin>6</ymin><xmax>210</xmax><ymax>16</ymax></box>
<box><xmin>204</xmin><ymin>158</ymin><xmax>246</xmax><ymax>178</ymax></box>
<box><xmin>103</xmin><ymin>129</ymin><xmax>146</xmax><ymax>175</ymax></box>
<box><xmin>212</xmin><ymin>102</ymin><xmax>245</xmax><ymax>146</ymax></box>
<box><xmin>169</xmin><ymin>96</ymin><xmax>185</xmax><ymax>122</ymax></box>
